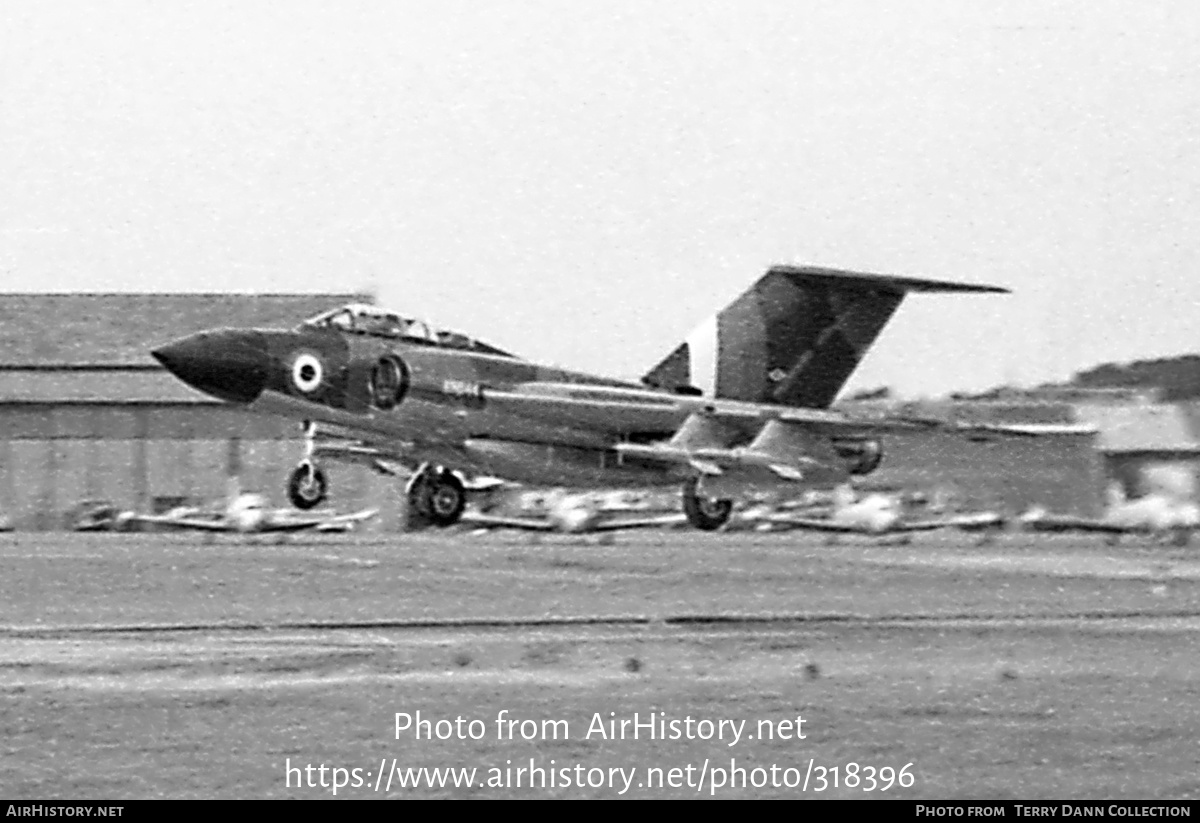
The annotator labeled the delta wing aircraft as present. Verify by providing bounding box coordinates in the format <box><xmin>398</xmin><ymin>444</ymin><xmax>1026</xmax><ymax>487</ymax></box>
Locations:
<box><xmin>152</xmin><ymin>265</ymin><xmax>1021</xmax><ymax>531</ymax></box>
<box><xmin>761</xmin><ymin>484</ymin><xmax>1004</xmax><ymax>537</ymax></box>
<box><xmin>120</xmin><ymin>492</ymin><xmax>377</xmax><ymax>535</ymax></box>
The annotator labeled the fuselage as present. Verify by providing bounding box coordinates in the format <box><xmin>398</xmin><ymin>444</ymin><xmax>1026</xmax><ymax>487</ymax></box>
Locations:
<box><xmin>151</xmin><ymin>293</ymin><xmax>881</xmax><ymax>495</ymax></box>
<box><xmin>153</xmin><ymin>323</ymin><xmax>735</xmax><ymax>488</ymax></box>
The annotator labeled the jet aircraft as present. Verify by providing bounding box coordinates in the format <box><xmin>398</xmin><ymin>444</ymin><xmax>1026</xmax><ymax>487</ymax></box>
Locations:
<box><xmin>1019</xmin><ymin>482</ymin><xmax>1200</xmax><ymax>544</ymax></box>
<box><xmin>151</xmin><ymin>265</ymin><xmax>1023</xmax><ymax>531</ymax></box>
<box><xmin>759</xmin><ymin>484</ymin><xmax>1004</xmax><ymax>537</ymax></box>
<box><xmin>119</xmin><ymin>492</ymin><xmax>377</xmax><ymax>534</ymax></box>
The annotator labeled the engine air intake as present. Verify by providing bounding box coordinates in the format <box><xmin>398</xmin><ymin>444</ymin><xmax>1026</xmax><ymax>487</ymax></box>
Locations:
<box><xmin>369</xmin><ymin>355</ymin><xmax>410</xmax><ymax>410</ymax></box>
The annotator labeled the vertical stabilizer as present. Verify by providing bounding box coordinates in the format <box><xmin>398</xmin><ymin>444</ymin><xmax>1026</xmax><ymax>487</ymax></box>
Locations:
<box><xmin>641</xmin><ymin>265</ymin><xmax>1007</xmax><ymax>408</ymax></box>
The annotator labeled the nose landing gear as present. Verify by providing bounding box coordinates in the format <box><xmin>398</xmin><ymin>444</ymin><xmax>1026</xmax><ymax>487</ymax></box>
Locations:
<box><xmin>287</xmin><ymin>462</ymin><xmax>328</xmax><ymax>510</ymax></box>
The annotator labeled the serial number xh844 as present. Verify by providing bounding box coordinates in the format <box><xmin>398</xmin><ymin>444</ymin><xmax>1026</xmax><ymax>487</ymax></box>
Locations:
<box><xmin>152</xmin><ymin>265</ymin><xmax>1014</xmax><ymax>530</ymax></box>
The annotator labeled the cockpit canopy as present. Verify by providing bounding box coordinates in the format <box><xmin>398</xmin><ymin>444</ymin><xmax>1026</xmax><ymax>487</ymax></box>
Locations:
<box><xmin>301</xmin><ymin>304</ymin><xmax>515</xmax><ymax>357</ymax></box>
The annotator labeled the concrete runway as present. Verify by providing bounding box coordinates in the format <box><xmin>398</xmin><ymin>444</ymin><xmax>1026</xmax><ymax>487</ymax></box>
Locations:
<box><xmin>2</xmin><ymin>530</ymin><xmax>1199</xmax><ymax>798</ymax></box>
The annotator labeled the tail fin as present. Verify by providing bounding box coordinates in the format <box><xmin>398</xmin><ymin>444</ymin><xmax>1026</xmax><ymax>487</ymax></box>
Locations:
<box><xmin>641</xmin><ymin>265</ymin><xmax>1007</xmax><ymax>408</ymax></box>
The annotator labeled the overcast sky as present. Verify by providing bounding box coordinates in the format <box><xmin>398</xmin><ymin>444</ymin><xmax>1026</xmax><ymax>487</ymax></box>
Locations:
<box><xmin>2</xmin><ymin>1</ymin><xmax>1197</xmax><ymax>397</ymax></box>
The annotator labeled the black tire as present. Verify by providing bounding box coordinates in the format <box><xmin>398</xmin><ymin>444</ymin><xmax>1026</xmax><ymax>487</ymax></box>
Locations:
<box><xmin>414</xmin><ymin>470</ymin><xmax>466</xmax><ymax>527</ymax></box>
<box><xmin>287</xmin><ymin>465</ymin><xmax>328</xmax><ymax>510</ymax></box>
<box><xmin>682</xmin><ymin>478</ymin><xmax>733</xmax><ymax>531</ymax></box>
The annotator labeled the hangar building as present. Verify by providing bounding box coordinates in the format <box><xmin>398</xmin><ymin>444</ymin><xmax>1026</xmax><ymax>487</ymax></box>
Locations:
<box><xmin>0</xmin><ymin>293</ymin><xmax>398</xmax><ymax>530</ymax></box>
<box><xmin>0</xmin><ymin>293</ymin><xmax>1123</xmax><ymax>528</ymax></box>
<box><xmin>1074</xmin><ymin>401</ymin><xmax>1200</xmax><ymax>499</ymax></box>
<box><xmin>864</xmin><ymin>422</ymin><xmax>1104</xmax><ymax>517</ymax></box>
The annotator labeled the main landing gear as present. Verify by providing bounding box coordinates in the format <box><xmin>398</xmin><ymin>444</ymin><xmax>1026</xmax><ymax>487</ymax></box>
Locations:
<box><xmin>406</xmin><ymin>463</ymin><xmax>466</xmax><ymax>527</ymax></box>
<box><xmin>682</xmin><ymin>477</ymin><xmax>733</xmax><ymax>531</ymax></box>
<box><xmin>285</xmin><ymin>459</ymin><xmax>466</xmax><ymax>528</ymax></box>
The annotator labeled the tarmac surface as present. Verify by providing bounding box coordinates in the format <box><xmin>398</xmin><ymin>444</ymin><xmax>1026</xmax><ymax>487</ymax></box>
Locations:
<box><xmin>2</xmin><ymin>530</ymin><xmax>1199</xmax><ymax>798</ymax></box>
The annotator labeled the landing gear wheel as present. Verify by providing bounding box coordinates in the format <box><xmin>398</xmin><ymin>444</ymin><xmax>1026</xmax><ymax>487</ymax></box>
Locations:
<box><xmin>412</xmin><ymin>469</ymin><xmax>466</xmax><ymax>527</ymax></box>
<box><xmin>682</xmin><ymin>478</ymin><xmax>733</xmax><ymax>531</ymax></box>
<box><xmin>287</xmin><ymin>464</ymin><xmax>328</xmax><ymax>510</ymax></box>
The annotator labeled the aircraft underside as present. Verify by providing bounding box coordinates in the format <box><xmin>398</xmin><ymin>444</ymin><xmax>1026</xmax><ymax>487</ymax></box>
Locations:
<box><xmin>284</xmin><ymin>422</ymin><xmax>769</xmax><ymax>530</ymax></box>
<box><xmin>245</xmin><ymin>388</ymin><xmax>828</xmax><ymax>530</ymax></box>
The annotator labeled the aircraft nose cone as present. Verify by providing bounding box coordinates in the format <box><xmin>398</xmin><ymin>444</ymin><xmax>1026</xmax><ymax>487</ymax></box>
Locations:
<box><xmin>152</xmin><ymin>330</ymin><xmax>269</xmax><ymax>403</ymax></box>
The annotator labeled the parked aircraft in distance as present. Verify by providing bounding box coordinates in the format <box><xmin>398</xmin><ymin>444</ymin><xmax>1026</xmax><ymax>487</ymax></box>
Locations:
<box><xmin>759</xmin><ymin>484</ymin><xmax>1004</xmax><ymax>537</ymax></box>
<box><xmin>1019</xmin><ymin>483</ymin><xmax>1200</xmax><ymax>544</ymax></box>
<box><xmin>460</xmin><ymin>488</ymin><xmax>686</xmax><ymax>534</ymax></box>
<box><xmin>119</xmin><ymin>492</ymin><xmax>377</xmax><ymax>535</ymax></box>
<box><xmin>152</xmin><ymin>264</ymin><xmax>1029</xmax><ymax>531</ymax></box>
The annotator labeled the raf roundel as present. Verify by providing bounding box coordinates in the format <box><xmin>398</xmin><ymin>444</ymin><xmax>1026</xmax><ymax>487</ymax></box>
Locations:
<box><xmin>290</xmin><ymin>352</ymin><xmax>325</xmax><ymax>395</ymax></box>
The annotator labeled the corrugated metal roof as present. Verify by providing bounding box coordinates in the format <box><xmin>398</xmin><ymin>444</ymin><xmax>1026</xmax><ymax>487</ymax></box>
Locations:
<box><xmin>1072</xmin><ymin>403</ymin><xmax>1200</xmax><ymax>453</ymax></box>
<box><xmin>0</xmin><ymin>293</ymin><xmax>370</xmax><ymax>366</ymax></box>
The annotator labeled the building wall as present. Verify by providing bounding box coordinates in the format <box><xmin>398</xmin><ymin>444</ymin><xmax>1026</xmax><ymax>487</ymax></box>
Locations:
<box><xmin>0</xmin><ymin>403</ymin><xmax>391</xmax><ymax>530</ymax></box>
<box><xmin>841</xmin><ymin>400</ymin><xmax>1112</xmax><ymax>516</ymax></box>
<box><xmin>865</xmin><ymin>429</ymin><xmax>1106</xmax><ymax>517</ymax></box>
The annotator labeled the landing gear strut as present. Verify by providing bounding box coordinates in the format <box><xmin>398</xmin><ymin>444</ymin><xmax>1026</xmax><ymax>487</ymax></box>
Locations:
<box><xmin>682</xmin><ymin>477</ymin><xmax>733</xmax><ymax>531</ymax></box>
<box><xmin>287</xmin><ymin>421</ymin><xmax>328</xmax><ymax>510</ymax></box>
<box><xmin>407</xmin><ymin>464</ymin><xmax>466</xmax><ymax>527</ymax></box>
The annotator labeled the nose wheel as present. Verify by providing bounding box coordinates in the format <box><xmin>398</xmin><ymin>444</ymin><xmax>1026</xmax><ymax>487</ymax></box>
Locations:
<box><xmin>287</xmin><ymin>463</ymin><xmax>328</xmax><ymax>510</ymax></box>
<box><xmin>408</xmin><ymin>465</ymin><xmax>466</xmax><ymax>527</ymax></box>
<box><xmin>682</xmin><ymin>477</ymin><xmax>733</xmax><ymax>531</ymax></box>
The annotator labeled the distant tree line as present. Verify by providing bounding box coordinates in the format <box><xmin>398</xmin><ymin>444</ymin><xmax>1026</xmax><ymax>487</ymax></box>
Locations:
<box><xmin>843</xmin><ymin>355</ymin><xmax>1200</xmax><ymax>403</ymax></box>
<box><xmin>945</xmin><ymin>355</ymin><xmax>1200</xmax><ymax>403</ymax></box>
<box><xmin>1069</xmin><ymin>355</ymin><xmax>1200</xmax><ymax>401</ymax></box>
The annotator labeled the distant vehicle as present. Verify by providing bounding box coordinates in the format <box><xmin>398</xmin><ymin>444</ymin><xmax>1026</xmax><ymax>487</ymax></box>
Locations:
<box><xmin>759</xmin><ymin>484</ymin><xmax>1004</xmax><ymax>537</ymax></box>
<box><xmin>460</xmin><ymin>488</ymin><xmax>686</xmax><ymax>534</ymax></box>
<box><xmin>152</xmin><ymin>264</ymin><xmax>1029</xmax><ymax>532</ymax></box>
<box><xmin>1019</xmin><ymin>483</ymin><xmax>1200</xmax><ymax>544</ymax></box>
<box><xmin>119</xmin><ymin>492</ymin><xmax>376</xmax><ymax>535</ymax></box>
